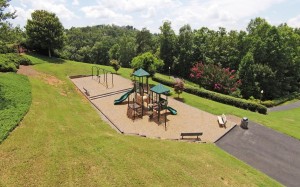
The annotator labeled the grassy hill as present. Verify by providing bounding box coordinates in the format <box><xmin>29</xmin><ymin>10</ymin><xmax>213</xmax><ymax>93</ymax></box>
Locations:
<box><xmin>0</xmin><ymin>54</ymin><xmax>281</xmax><ymax>186</ymax></box>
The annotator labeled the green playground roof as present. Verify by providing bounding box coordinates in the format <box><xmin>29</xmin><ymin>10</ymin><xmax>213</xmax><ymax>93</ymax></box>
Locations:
<box><xmin>132</xmin><ymin>68</ymin><xmax>150</xmax><ymax>77</ymax></box>
<box><xmin>150</xmin><ymin>84</ymin><xmax>170</xmax><ymax>94</ymax></box>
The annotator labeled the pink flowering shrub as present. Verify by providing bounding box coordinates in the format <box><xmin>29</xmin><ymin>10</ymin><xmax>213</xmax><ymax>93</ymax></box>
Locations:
<box><xmin>190</xmin><ymin>62</ymin><xmax>241</xmax><ymax>94</ymax></box>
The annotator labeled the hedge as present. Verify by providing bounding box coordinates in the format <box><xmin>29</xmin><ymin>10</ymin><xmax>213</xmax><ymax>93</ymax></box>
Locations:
<box><xmin>153</xmin><ymin>75</ymin><xmax>268</xmax><ymax>114</ymax></box>
<box><xmin>0</xmin><ymin>53</ymin><xmax>32</xmax><ymax>72</ymax></box>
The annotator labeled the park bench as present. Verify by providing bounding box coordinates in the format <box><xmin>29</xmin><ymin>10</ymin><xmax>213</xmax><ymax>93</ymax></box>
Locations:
<box><xmin>83</xmin><ymin>87</ymin><xmax>90</xmax><ymax>96</ymax></box>
<box><xmin>180</xmin><ymin>132</ymin><xmax>203</xmax><ymax>140</ymax></box>
<box><xmin>217</xmin><ymin>114</ymin><xmax>227</xmax><ymax>128</ymax></box>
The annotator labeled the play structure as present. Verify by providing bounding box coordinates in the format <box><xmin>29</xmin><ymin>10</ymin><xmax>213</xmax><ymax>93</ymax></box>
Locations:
<box><xmin>92</xmin><ymin>66</ymin><xmax>114</xmax><ymax>88</ymax></box>
<box><xmin>114</xmin><ymin>88</ymin><xmax>134</xmax><ymax>105</ymax></box>
<box><xmin>113</xmin><ymin>68</ymin><xmax>177</xmax><ymax>127</ymax></box>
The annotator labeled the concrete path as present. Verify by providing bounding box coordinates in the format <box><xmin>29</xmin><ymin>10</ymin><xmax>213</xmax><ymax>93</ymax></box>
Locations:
<box><xmin>216</xmin><ymin>121</ymin><xmax>300</xmax><ymax>187</ymax></box>
<box><xmin>268</xmin><ymin>100</ymin><xmax>300</xmax><ymax>112</ymax></box>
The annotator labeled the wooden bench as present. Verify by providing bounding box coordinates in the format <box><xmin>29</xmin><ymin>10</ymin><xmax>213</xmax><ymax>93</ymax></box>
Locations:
<box><xmin>83</xmin><ymin>87</ymin><xmax>90</xmax><ymax>96</ymax></box>
<box><xmin>181</xmin><ymin>132</ymin><xmax>203</xmax><ymax>140</ymax></box>
<box><xmin>217</xmin><ymin>114</ymin><xmax>227</xmax><ymax>128</ymax></box>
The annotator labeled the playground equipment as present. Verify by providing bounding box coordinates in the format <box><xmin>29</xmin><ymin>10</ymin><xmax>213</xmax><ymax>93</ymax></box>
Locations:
<box><xmin>167</xmin><ymin>106</ymin><xmax>177</xmax><ymax>115</ymax></box>
<box><xmin>114</xmin><ymin>88</ymin><xmax>134</xmax><ymax>105</ymax></box>
<box><xmin>113</xmin><ymin>68</ymin><xmax>177</xmax><ymax>125</ymax></box>
<box><xmin>92</xmin><ymin>66</ymin><xmax>114</xmax><ymax>88</ymax></box>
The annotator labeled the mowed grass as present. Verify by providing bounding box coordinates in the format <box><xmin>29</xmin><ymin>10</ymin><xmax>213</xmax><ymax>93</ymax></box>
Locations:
<box><xmin>0</xmin><ymin>54</ymin><xmax>280</xmax><ymax>186</ymax></box>
<box><xmin>0</xmin><ymin>73</ymin><xmax>31</xmax><ymax>143</ymax></box>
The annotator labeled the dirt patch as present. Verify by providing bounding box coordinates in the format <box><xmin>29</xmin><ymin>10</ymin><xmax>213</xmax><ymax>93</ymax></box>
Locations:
<box><xmin>41</xmin><ymin>74</ymin><xmax>63</xmax><ymax>86</ymax></box>
<box><xmin>17</xmin><ymin>65</ymin><xmax>40</xmax><ymax>77</ymax></box>
<box><xmin>17</xmin><ymin>65</ymin><xmax>64</xmax><ymax>86</ymax></box>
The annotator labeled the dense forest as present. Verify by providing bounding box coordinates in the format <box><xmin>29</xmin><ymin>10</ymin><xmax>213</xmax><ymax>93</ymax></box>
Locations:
<box><xmin>58</xmin><ymin>18</ymin><xmax>300</xmax><ymax>100</ymax></box>
<box><xmin>1</xmin><ymin>4</ymin><xmax>300</xmax><ymax>101</ymax></box>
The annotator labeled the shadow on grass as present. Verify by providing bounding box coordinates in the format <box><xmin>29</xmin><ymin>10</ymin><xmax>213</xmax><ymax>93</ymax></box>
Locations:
<box><xmin>174</xmin><ymin>97</ymin><xmax>186</xmax><ymax>103</ymax></box>
<box><xmin>27</xmin><ymin>52</ymin><xmax>66</xmax><ymax>64</ymax></box>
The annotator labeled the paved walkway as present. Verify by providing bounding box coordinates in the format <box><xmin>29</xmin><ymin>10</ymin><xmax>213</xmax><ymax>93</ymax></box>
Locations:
<box><xmin>268</xmin><ymin>100</ymin><xmax>300</xmax><ymax>112</ymax></box>
<box><xmin>216</xmin><ymin>121</ymin><xmax>300</xmax><ymax>187</ymax></box>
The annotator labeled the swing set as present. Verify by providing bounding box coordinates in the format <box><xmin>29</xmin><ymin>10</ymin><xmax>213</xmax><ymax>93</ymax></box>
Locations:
<box><xmin>91</xmin><ymin>66</ymin><xmax>114</xmax><ymax>88</ymax></box>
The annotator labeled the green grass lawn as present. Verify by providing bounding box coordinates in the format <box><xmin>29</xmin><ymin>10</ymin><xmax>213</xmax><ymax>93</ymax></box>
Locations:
<box><xmin>0</xmin><ymin>54</ymin><xmax>281</xmax><ymax>186</ymax></box>
<box><xmin>0</xmin><ymin>73</ymin><xmax>31</xmax><ymax>143</ymax></box>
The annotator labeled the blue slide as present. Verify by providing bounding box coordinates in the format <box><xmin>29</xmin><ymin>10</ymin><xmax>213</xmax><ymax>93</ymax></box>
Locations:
<box><xmin>167</xmin><ymin>106</ymin><xmax>177</xmax><ymax>115</ymax></box>
<box><xmin>114</xmin><ymin>88</ymin><xmax>134</xmax><ymax>105</ymax></box>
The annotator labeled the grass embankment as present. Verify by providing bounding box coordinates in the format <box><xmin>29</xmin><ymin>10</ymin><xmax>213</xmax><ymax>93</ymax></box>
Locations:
<box><xmin>0</xmin><ymin>54</ymin><xmax>280</xmax><ymax>186</ymax></box>
<box><xmin>0</xmin><ymin>73</ymin><xmax>31</xmax><ymax>143</ymax></box>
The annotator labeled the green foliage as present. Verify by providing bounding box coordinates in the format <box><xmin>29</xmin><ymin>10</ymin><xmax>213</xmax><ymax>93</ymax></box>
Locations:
<box><xmin>118</xmin><ymin>35</ymin><xmax>136</xmax><ymax>67</ymax></box>
<box><xmin>131</xmin><ymin>52</ymin><xmax>164</xmax><ymax>76</ymax></box>
<box><xmin>0</xmin><ymin>73</ymin><xmax>31</xmax><ymax>143</ymax></box>
<box><xmin>109</xmin><ymin>43</ymin><xmax>120</xmax><ymax>60</ymax></box>
<box><xmin>0</xmin><ymin>0</ymin><xmax>16</xmax><ymax>24</ymax></box>
<box><xmin>239</xmin><ymin>18</ymin><xmax>300</xmax><ymax>99</ymax></box>
<box><xmin>174</xmin><ymin>79</ymin><xmax>184</xmax><ymax>98</ymax></box>
<box><xmin>25</xmin><ymin>10</ymin><xmax>64</xmax><ymax>57</ymax></box>
<box><xmin>136</xmin><ymin>28</ymin><xmax>153</xmax><ymax>54</ymax></box>
<box><xmin>153</xmin><ymin>75</ymin><xmax>267</xmax><ymax>114</ymax></box>
<box><xmin>174</xmin><ymin>24</ymin><xmax>194</xmax><ymax>77</ymax></box>
<box><xmin>159</xmin><ymin>21</ymin><xmax>176</xmax><ymax>73</ymax></box>
<box><xmin>0</xmin><ymin>41</ymin><xmax>15</xmax><ymax>54</ymax></box>
<box><xmin>0</xmin><ymin>53</ymin><xmax>32</xmax><ymax>72</ymax></box>
<box><xmin>110</xmin><ymin>59</ymin><xmax>120</xmax><ymax>73</ymax></box>
<box><xmin>57</xmin><ymin>18</ymin><xmax>300</xmax><ymax>101</ymax></box>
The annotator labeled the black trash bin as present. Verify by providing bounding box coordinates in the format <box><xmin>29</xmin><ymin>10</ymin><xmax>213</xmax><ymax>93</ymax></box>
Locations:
<box><xmin>241</xmin><ymin>117</ymin><xmax>248</xmax><ymax>129</ymax></box>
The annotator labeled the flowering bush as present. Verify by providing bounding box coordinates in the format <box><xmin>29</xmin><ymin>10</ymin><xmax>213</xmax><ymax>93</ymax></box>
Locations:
<box><xmin>190</xmin><ymin>62</ymin><xmax>241</xmax><ymax>94</ymax></box>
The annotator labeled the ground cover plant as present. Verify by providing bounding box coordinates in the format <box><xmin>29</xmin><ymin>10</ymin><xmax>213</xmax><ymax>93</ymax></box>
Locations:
<box><xmin>0</xmin><ymin>73</ymin><xmax>31</xmax><ymax>143</ymax></box>
<box><xmin>0</xmin><ymin>54</ymin><xmax>280</xmax><ymax>186</ymax></box>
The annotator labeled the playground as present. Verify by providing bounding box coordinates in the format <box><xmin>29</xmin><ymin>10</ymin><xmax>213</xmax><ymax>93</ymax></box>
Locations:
<box><xmin>71</xmin><ymin>68</ymin><xmax>236</xmax><ymax>142</ymax></box>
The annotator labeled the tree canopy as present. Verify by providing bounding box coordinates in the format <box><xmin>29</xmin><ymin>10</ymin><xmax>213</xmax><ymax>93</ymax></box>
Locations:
<box><xmin>25</xmin><ymin>10</ymin><xmax>64</xmax><ymax>57</ymax></box>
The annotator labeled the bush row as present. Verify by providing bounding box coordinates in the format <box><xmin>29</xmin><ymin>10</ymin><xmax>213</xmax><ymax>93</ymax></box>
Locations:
<box><xmin>153</xmin><ymin>75</ymin><xmax>267</xmax><ymax>114</ymax></box>
<box><xmin>0</xmin><ymin>53</ymin><xmax>32</xmax><ymax>72</ymax></box>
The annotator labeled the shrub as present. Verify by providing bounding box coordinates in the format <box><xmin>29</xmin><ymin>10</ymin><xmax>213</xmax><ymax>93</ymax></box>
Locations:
<box><xmin>190</xmin><ymin>62</ymin><xmax>241</xmax><ymax>94</ymax></box>
<box><xmin>0</xmin><ymin>53</ymin><xmax>32</xmax><ymax>72</ymax></box>
<box><xmin>153</xmin><ymin>75</ymin><xmax>267</xmax><ymax>114</ymax></box>
<box><xmin>110</xmin><ymin>59</ymin><xmax>121</xmax><ymax>73</ymax></box>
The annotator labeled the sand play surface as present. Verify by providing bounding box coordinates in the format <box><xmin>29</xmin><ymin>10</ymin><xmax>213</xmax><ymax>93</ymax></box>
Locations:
<box><xmin>71</xmin><ymin>75</ymin><xmax>237</xmax><ymax>143</ymax></box>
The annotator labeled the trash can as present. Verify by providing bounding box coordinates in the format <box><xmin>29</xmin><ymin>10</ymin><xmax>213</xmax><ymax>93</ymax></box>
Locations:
<box><xmin>241</xmin><ymin>117</ymin><xmax>248</xmax><ymax>129</ymax></box>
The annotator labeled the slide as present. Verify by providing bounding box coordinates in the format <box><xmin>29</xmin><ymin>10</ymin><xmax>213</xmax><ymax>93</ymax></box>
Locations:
<box><xmin>167</xmin><ymin>106</ymin><xmax>177</xmax><ymax>115</ymax></box>
<box><xmin>114</xmin><ymin>88</ymin><xmax>134</xmax><ymax>105</ymax></box>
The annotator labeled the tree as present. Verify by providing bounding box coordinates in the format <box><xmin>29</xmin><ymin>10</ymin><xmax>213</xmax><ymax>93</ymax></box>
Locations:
<box><xmin>136</xmin><ymin>28</ymin><xmax>153</xmax><ymax>54</ymax></box>
<box><xmin>131</xmin><ymin>52</ymin><xmax>164</xmax><ymax>76</ymax></box>
<box><xmin>25</xmin><ymin>10</ymin><xmax>64</xmax><ymax>57</ymax></box>
<box><xmin>110</xmin><ymin>59</ymin><xmax>120</xmax><ymax>74</ymax></box>
<box><xmin>174</xmin><ymin>79</ymin><xmax>184</xmax><ymax>98</ymax></box>
<box><xmin>174</xmin><ymin>24</ymin><xmax>194</xmax><ymax>78</ymax></box>
<box><xmin>109</xmin><ymin>44</ymin><xmax>120</xmax><ymax>61</ymax></box>
<box><xmin>0</xmin><ymin>0</ymin><xmax>16</xmax><ymax>25</ymax></box>
<box><xmin>119</xmin><ymin>35</ymin><xmax>136</xmax><ymax>67</ymax></box>
<box><xmin>159</xmin><ymin>21</ymin><xmax>176</xmax><ymax>73</ymax></box>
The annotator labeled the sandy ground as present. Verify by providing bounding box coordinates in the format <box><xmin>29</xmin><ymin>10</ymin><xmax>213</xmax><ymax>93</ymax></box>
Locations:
<box><xmin>72</xmin><ymin>75</ymin><xmax>237</xmax><ymax>142</ymax></box>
